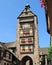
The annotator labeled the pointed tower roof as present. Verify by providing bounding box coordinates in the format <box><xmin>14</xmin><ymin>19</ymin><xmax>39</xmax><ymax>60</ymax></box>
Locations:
<box><xmin>17</xmin><ymin>4</ymin><xmax>36</xmax><ymax>19</ymax></box>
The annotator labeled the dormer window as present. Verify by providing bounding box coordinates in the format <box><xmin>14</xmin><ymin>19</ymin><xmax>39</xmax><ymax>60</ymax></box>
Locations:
<box><xmin>25</xmin><ymin>12</ymin><xmax>28</xmax><ymax>15</ymax></box>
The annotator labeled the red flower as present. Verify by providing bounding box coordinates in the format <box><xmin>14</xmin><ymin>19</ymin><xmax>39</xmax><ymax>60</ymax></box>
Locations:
<box><xmin>28</xmin><ymin>40</ymin><xmax>32</xmax><ymax>42</ymax></box>
<box><xmin>22</xmin><ymin>49</ymin><xmax>25</xmax><ymax>51</ymax></box>
<box><xmin>23</xmin><ymin>32</ymin><xmax>29</xmax><ymax>34</ymax></box>
<box><xmin>29</xmin><ymin>48</ymin><xmax>31</xmax><ymax>51</ymax></box>
<box><xmin>21</xmin><ymin>40</ymin><xmax>25</xmax><ymax>43</ymax></box>
<box><xmin>40</xmin><ymin>0</ymin><xmax>46</xmax><ymax>9</ymax></box>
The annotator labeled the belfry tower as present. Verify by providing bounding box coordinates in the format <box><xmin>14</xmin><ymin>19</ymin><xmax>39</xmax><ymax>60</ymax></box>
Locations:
<box><xmin>16</xmin><ymin>4</ymin><xmax>40</xmax><ymax>65</ymax></box>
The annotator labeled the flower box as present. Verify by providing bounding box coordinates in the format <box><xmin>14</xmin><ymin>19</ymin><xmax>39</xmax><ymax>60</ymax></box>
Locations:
<box><xmin>28</xmin><ymin>40</ymin><xmax>32</xmax><ymax>42</ymax></box>
<box><xmin>22</xmin><ymin>49</ymin><xmax>25</xmax><ymax>51</ymax></box>
<box><xmin>29</xmin><ymin>48</ymin><xmax>31</xmax><ymax>51</ymax></box>
<box><xmin>21</xmin><ymin>40</ymin><xmax>25</xmax><ymax>43</ymax></box>
<box><xmin>23</xmin><ymin>32</ymin><xmax>29</xmax><ymax>34</ymax></box>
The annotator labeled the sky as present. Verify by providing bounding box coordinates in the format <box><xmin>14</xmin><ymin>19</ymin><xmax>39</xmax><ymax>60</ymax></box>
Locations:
<box><xmin>0</xmin><ymin>0</ymin><xmax>50</xmax><ymax>47</ymax></box>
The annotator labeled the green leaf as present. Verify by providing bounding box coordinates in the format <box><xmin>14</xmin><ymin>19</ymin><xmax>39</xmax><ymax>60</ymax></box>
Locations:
<box><xmin>48</xmin><ymin>46</ymin><xmax>52</xmax><ymax>58</ymax></box>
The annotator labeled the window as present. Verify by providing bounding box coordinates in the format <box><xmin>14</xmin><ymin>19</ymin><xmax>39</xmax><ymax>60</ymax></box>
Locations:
<box><xmin>23</xmin><ymin>23</ymin><xmax>29</xmax><ymax>28</ymax></box>
<box><xmin>28</xmin><ymin>46</ymin><xmax>31</xmax><ymax>51</ymax></box>
<box><xmin>7</xmin><ymin>63</ymin><xmax>9</xmax><ymax>65</ymax></box>
<box><xmin>25</xmin><ymin>11</ymin><xmax>28</xmax><ymax>15</ymax></box>
<box><xmin>0</xmin><ymin>48</ymin><xmax>2</xmax><ymax>56</ymax></box>
<box><xmin>0</xmin><ymin>50</ymin><xmax>3</xmax><ymax>60</ymax></box>
<box><xmin>13</xmin><ymin>49</ymin><xmax>16</xmax><ymax>53</ymax></box>
<box><xmin>30</xmin><ymin>29</ymin><xmax>33</xmax><ymax>34</ymax></box>
<box><xmin>4</xmin><ymin>63</ymin><xmax>6</xmax><ymax>65</ymax></box>
<box><xmin>0</xmin><ymin>51</ymin><xmax>1</xmax><ymax>56</ymax></box>
<box><xmin>3</xmin><ymin>50</ymin><xmax>6</xmax><ymax>57</ymax></box>
<box><xmin>20</xmin><ymin>30</ymin><xmax>23</xmax><ymax>34</ymax></box>
<box><xmin>20</xmin><ymin>25</ymin><xmax>22</xmax><ymax>28</ymax></box>
<box><xmin>0</xmin><ymin>52</ymin><xmax>2</xmax><ymax>60</ymax></box>
<box><xmin>23</xmin><ymin>29</ymin><xmax>29</xmax><ymax>34</ymax></box>
<box><xmin>20</xmin><ymin>23</ymin><xmax>29</xmax><ymax>29</ymax></box>
<box><xmin>22</xmin><ymin>46</ymin><xmax>25</xmax><ymax>51</ymax></box>
<box><xmin>30</xmin><ymin>23</ymin><xmax>33</xmax><ymax>27</ymax></box>
<box><xmin>10</xmin><ymin>64</ymin><xmax>12</xmax><ymax>65</ymax></box>
<box><xmin>28</xmin><ymin>37</ymin><xmax>32</xmax><ymax>42</ymax></box>
<box><xmin>21</xmin><ymin>39</ymin><xmax>25</xmax><ymax>43</ymax></box>
<box><xmin>9</xmin><ymin>53</ymin><xmax>11</xmax><ymax>59</ymax></box>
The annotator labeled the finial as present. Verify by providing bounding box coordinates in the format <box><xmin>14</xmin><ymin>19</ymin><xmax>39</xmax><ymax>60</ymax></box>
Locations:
<box><xmin>26</xmin><ymin>3</ymin><xmax>29</xmax><ymax>6</ymax></box>
<box><xmin>25</xmin><ymin>3</ymin><xmax>30</xmax><ymax>9</ymax></box>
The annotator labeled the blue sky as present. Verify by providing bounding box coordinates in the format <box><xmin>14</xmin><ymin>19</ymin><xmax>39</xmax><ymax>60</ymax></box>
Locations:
<box><xmin>0</xmin><ymin>0</ymin><xmax>50</xmax><ymax>47</ymax></box>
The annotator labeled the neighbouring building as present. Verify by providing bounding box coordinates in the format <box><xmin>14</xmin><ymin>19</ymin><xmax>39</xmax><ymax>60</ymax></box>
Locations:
<box><xmin>44</xmin><ymin>0</ymin><xmax>52</xmax><ymax>46</ymax></box>
<box><xmin>45</xmin><ymin>0</ymin><xmax>52</xmax><ymax>34</ymax></box>
<box><xmin>0</xmin><ymin>42</ymin><xmax>20</xmax><ymax>65</ymax></box>
<box><xmin>0</xmin><ymin>4</ymin><xmax>50</xmax><ymax>65</ymax></box>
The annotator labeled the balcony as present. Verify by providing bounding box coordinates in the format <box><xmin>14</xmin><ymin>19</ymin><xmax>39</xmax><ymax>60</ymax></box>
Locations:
<box><xmin>21</xmin><ymin>40</ymin><xmax>25</xmax><ymax>43</ymax></box>
<box><xmin>23</xmin><ymin>32</ymin><xmax>29</xmax><ymax>35</ymax></box>
<box><xmin>20</xmin><ymin>45</ymin><xmax>34</xmax><ymax>53</ymax></box>
<box><xmin>20</xmin><ymin>48</ymin><xmax>33</xmax><ymax>53</ymax></box>
<box><xmin>28</xmin><ymin>40</ymin><xmax>32</xmax><ymax>42</ymax></box>
<box><xmin>20</xmin><ymin>39</ymin><xmax>33</xmax><ymax>45</ymax></box>
<box><xmin>19</xmin><ymin>26</ymin><xmax>34</xmax><ymax>37</ymax></box>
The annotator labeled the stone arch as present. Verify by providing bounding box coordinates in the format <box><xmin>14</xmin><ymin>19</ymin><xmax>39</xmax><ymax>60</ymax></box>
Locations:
<box><xmin>21</xmin><ymin>56</ymin><xmax>33</xmax><ymax>65</ymax></box>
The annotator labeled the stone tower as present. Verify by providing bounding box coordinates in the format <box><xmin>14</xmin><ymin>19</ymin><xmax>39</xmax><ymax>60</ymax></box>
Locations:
<box><xmin>16</xmin><ymin>4</ymin><xmax>40</xmax><ymax>65</ymax></box>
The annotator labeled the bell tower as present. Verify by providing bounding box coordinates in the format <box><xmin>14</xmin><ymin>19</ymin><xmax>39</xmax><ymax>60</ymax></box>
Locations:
<box><xmin>16</xmin><ymin>4</ymin><xmax>40</xmax><ymax>65</ymax></box>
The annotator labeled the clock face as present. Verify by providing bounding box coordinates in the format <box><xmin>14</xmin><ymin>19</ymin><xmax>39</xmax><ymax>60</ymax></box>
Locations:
<box><xmin>20</xmin><ymin>22</ymin><xmax>33</xmax><ymax>29</ymax></box>
<box><xmin>23</xmin><ymin>23</ymin><xmax>29</xmax><ymax>28</ymax></box>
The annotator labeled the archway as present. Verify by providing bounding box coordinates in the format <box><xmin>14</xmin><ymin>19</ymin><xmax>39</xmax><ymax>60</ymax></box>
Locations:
<box><xmin>21</xmin><ymin>56</ymin><xmax>33</xmax><ymax>65</ymax></box>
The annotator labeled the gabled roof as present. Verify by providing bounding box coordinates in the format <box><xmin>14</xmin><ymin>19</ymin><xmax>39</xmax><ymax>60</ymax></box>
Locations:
<box><xmin>0</xmin><ymin>42</ymin><xmax>7</xmax><ymax>49</ymax></box>
<box><xmin>0</xmin><ymin>42</ymin><xmax>20</xmax><ymax>60</ymax></box>
<box><xmin>5</xmin><ymin>41</ymin><xmax>16</xmax><ymax>48</ymax></box>
<box><xmin>39</xmin><ymin>47</ymin><xmax>48</xmax><ymax>55</ymax></box>
<box><xmin>17</xmin><ymin>4</ymin><xmax>36</xmax><ymax>19</ymax></box>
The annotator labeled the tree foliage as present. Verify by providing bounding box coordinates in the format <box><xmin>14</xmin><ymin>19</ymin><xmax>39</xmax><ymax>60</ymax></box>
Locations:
<box><xmin>48</xmin><ymin>46</ymin><xmax>52</xmax><ymax>58</ymax></box>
